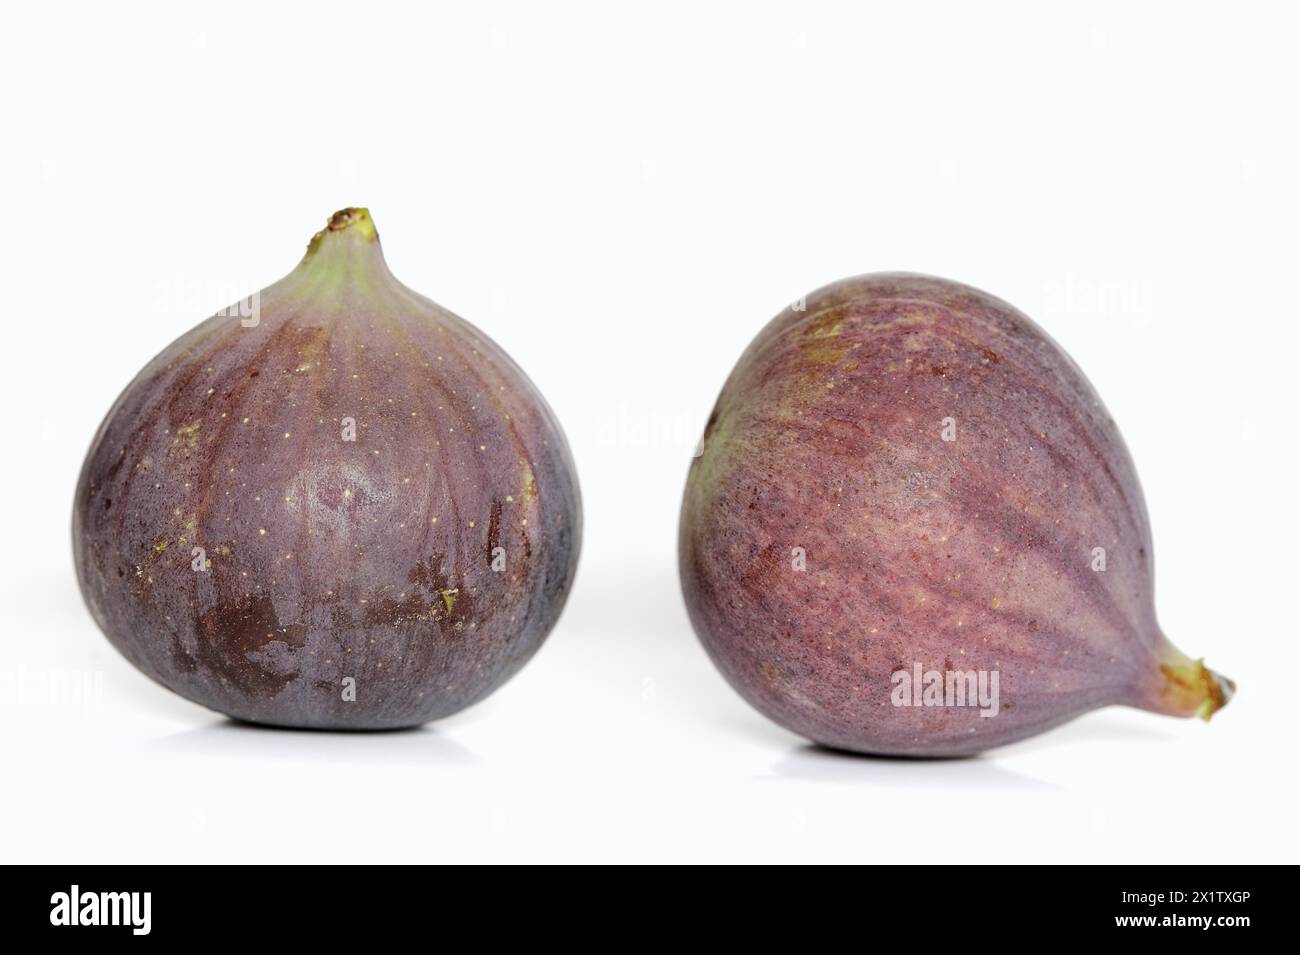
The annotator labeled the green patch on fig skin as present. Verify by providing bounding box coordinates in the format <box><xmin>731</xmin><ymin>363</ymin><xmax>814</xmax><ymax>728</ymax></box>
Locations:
<box><xmin>691</xmin><ymin>309</ymin><xmax>852</xmax><ymax>494</ymax></box>
<box><xmin>689</xmin><ymin>300</ymin><xmax>917</xmax><ymax>516</ymax></box>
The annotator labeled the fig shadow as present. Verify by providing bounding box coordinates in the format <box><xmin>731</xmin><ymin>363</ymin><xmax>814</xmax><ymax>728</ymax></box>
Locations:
<box><xmin>770</xmin><ymin>742</ymin><xmax>1059</xmax><ymax>791</ymax></box>
<box><xmin>156</xmin><ymin>718</ymin><xmax>480</xmax><ymax>767</ymax></box>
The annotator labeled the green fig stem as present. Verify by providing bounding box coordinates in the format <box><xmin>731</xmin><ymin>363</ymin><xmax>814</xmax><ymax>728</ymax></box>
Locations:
<box><xmin>1151</xmin><ymin>648</ymin><xmax>1235</xmax><ymax>721</ymax></box>
<box><xmin>305</xmin><ymin>207</ymin><xmax>377</xmax><ymax>255</ymax></box>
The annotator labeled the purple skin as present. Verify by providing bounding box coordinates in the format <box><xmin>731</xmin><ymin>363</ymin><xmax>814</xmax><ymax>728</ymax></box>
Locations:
<box><xmin>74</xmin><ymin>209</ymin><xmax>580</xmax><ymax>729</ymax></box>
<box><xmin>679</xmin><ymin>273</ymin><xmax>1231</xmax><ymax>756</ymax></box>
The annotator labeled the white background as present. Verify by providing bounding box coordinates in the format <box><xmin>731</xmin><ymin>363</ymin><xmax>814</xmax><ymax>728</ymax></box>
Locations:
<box><xmin>2</xmin><ymin>1</ymin><xmax>1296</xmax><ymax>864</ymax></box>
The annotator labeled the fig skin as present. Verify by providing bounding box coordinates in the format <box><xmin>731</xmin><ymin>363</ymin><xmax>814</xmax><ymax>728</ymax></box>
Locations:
<box><xmin>74</xmin><ymin>209</ymin><xmax>580</xmax><ymax>729</ymax></box>
<box><xmin>679</xmin><ymin>273</ymin><xmax>1232</xmax><ymax>756</ymax></box>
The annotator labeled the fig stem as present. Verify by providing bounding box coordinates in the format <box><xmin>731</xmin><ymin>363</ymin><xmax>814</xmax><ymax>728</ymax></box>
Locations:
<box><xmin>1155</xmin><ymin>652</ymin><xmax>1235</xmax><ymax>721</ymax></box>
<box><xmin>304</xmin><ymin>207</ymin><xmax>377</xmax><ymax>257</ymax></box>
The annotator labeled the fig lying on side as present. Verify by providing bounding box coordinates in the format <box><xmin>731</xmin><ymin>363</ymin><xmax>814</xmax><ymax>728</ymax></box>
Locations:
<box><xmin>74</xmin><ymin>208</ymin><xmax>581</xmax><ymax>729</ymax></box>
<box><xmin>679</xmin><ymin>273</ymin><xmax>1231</xmax><ymax>756</ymax></box>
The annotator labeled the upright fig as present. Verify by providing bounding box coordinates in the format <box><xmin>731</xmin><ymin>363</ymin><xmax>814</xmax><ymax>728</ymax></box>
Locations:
<box><xmin>74</xmin><ymin>208</ymin><xmax>581</xmax><ymax>729</ymax></box>
<box><xmin>679</xmin><ymin>273</ymin><xmax>1231</xmax><ymax>756</ymax></box>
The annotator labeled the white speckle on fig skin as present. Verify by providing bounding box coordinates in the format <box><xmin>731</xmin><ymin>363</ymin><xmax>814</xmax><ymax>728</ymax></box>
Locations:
<box><xmin>679</xmin><ymin>272</ymin><xmax>1230</xmax><ymax>756</ymax></box>
<box><xmin>73</xmin><ymin>210</ymin><xmax>581</xmax><ymax>729</ymax></box>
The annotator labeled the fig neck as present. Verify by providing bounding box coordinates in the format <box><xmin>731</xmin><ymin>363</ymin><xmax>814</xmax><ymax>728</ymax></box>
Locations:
<box><xmin>289</xmin><ymin>207</ymin><xmax>395</xmax><ymax>295</ymax></box>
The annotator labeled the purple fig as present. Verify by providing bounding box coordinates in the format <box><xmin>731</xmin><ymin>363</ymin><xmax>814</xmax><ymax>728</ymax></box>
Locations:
<box><xmin>74</xmin><ymin>208</ymin><xmax>580</xmax><ymax>729</ymax></box>
<box><xmin>679</xmin><ymin>273</ymin><xmax>1231</xmax><ymax>756</ymax></box>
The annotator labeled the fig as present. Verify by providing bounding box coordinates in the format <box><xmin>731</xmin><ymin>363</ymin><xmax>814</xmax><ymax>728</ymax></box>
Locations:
<box><xmin>74</xmin><ymin>208</ymin><xmax>580</xmax><ymax>729</ymax></box>
<box><xmin>679</xmin><ymin>272</ymin><xmax>1232</xmax><ymax>756</ymax></box>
